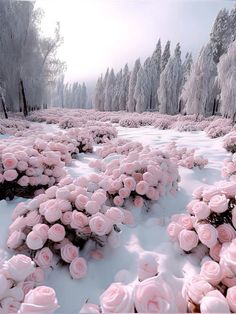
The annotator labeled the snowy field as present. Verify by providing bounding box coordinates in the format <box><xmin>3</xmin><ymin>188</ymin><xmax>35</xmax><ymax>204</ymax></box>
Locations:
<box><xmin>0</xmin><ymin>123</ymin><xmax>231</xmax><ymax>313</ymax></box>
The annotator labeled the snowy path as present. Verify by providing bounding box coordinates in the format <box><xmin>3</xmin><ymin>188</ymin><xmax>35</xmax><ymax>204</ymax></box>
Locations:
<box><xmin>0</xmin><ymin>126</ymin><xmax>231</xmax><ymax>313</ymax></box>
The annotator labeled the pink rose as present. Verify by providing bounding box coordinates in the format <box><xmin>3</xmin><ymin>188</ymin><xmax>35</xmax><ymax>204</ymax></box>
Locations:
<box><xmin>17</xmin><ymin>160</ymin><xmax>28</xmax><ymax>172</ymax></box>
<box><xmin>45</xmin><ymin>186</ymin><xmax>58</xmax><ymax>199</ymax></box>
<box><xmin>100</xmin><ymin>282</ymin><xmax>134</xmax><ymax>313</ymax></box>
<box><xmin>105</xmin><ymin>207</ymin><xmax>124</xmax><ymax>224</ymax></box>
<box><xmin>3</xmin><ymin>255</ymin><xmax>35</xmax><ymax>282</ymax></box>
<box><xmin>3</xmin><ymin>169</ymin><xmax>18</xmax><ymax>181</ymax></box>
<box><xmin>218</xmin><ymin>181</ymin><xmax>236</xmax><ymax>197</ymax></box>
<box><xmin>18</xmin><ymin>175</ymin><xmax>30</xmax><ymax>187</ymax></box>
<box><xmin>61</xmin><ymin>211</ymin><xmax>72</xmax><ymax>225</ymax></box>
<box><xmin>56</xmin><ymin>187</ymin><xmax>71</xmax><ymax>200</ymax></box>
<box><xmin>85</xmin><ymin>201</ymin><xmax>100</xmax><ymax>215</ymax></box>
<box><xmin>119</xmin><ymin>187</ymin><xmax>131</xmax><ymax>199</ymax></box>
<box><xmin>200</xmin><ymin>290</ymin><xmax>230</xmax><ymax>313</ymax></box>
<box><xmin>192</xmin><ymin>186</ymin><xmax>204</xmax><ymax>199</ymax></box>
<box><xmin>48</xmin><ymin>224</ymin><xmax>65</xmax><ymax>242</ymax></box>
<box><xmin>33</xmin><ymin>224</ymin><xmax>49</xmax><ymax>241</ymax></box>
<box><xmin>200</xmin><ymin>260</ymin><xmax>223</xmax><ymax>286</ymax></box>
<box><xmin>146</xmin><ymin>187</ymin><xmax>159</xmax><ymax>200</ymax></box>
<box><xmin>1</xmin><ymin>297</ymin><xmax>20</xmax><ymax>313</ymax></box>
<box><xmin>220</xmin><ymin>240</ymin><xmax>236</xmax><ymax>273</ymax></box>
<box><xmin>178</xmin><ymin>230</ymin><xmax>199</xmax><ymax>251</ymax></box>
<box><xmin>34</xmin><ymin>248</ymin><xmax>53</xmax><ymax>268</ymax></box>
<box><xmin>2</xmin><ymin>156</ymin><xmax>18</xmax><ymax>170</ymax></box>
<box><xmin>22</xmin><ymin>281</ymin><xmax>35</xmax><ymax>296</ymax></box>
<box><xmin>135</xmin><ymin>276</ymin><xmax>176</xmax><ymax>313</ymax></box>
<box><xmin>69</xmin><ymin>257</ymin><xmax>87</xmax><ymax>279</ymax></box>
<box><xmin>26</xmin><ymin>210</ymin><xmax>41</xmax><ymax>227</ymax></box>
<box><xmin>75</xmin><ymin>194</ymin><xmax>89</xmax><ymax>210</ymax></box>
<box><xmin>89</xmin><ymin>213</ymin><xmax>112</xmax><ymax>236</ymax></box>
<box><xmin>133</xmin><ymin>196</ymin><xmax>144</xmax><ymax>208</ymax></box>
<box><xmin>197</xmin><ymin>224</ymin><xmax>218</xmax><ymax>248</ymax></box>
<box><xmin>183</xmin><ymin>275</ymin><xmax>214</xmax><ymax>304</ymax></box>
<box><xmin>7</xmin><ymin>231</ymin><xmax>26</xmax><ymax>249</ymax></box>
<box><xmin>178</xmin><ymin>214</ymin><xmax>193</xmax><ymax>230</ymax></box>
<box><xmin>61</xmin><ymin>244</ymin><xmax>79</xmax><ymax>263</ymax></box>
<box><xmin>167</xmin><ymin>222</ymin><xmax>183</xmax><ymax>241</ymax></box>
<box><xmin>202</xmin><ymin>186</ymin><xmax>219</xmax><ymax>201</ymax></box>
<box><xmin>113</xmin><ymin>195</ymin><xmax>124</xmax><ymax>207</ymax></box>
<box><xmin>18</xmin><ymin>286</ymin><xmax>59</xmax><ymax>314</ymax></box>
<box><xmin>44</xmin><ymin>206</ymin><xmax>62</xmax><ymax>223</ymax></box>
<box><xmin>123</xmin><ymin>177</ymin><xmax>136</xmax><ymax>191</ymax></box>
<box><xmin>26</xmin><ymin>267</ymin><xmax>45</xmax><ymax>283</ymax></box>
<box><xmin>9</xmin><ymin>216</ymin><xmax>26</xmax><ymax>234</ymax></box>
<box><xmin>91</xmin><ymin>191</ymin><xmax>107</xmax><ymax>205</ymax></box>
<box><xmin>209</xmin><ymin>194</ymin><xmax>228</xmax><ymax>213</ymax></box>
<box><xmin>136</xmin><ymin>181</ymin><xmax>149</xmax><ymax>195</ymax></box>
<box><xmin>209</xmin><ymin>242</ymin><xmax>222</xmax><ymax>262</ymax></box>
<box><xmin>26</xmin><ymin>231</ymin><xmax>45</xmax><ymax>250</ymax></box>
<box><xmin>138</xmin><ymin>252</ymin><xmax>158</xmax><ymax>281</ymax></box>
<box><xmin>192</xmin><ymin>201</ymin><xmax>210</xmax><ymax>220</ymax></box>
<box><xmin>12</xmin><ymin>202</ymin><xmax>28</xmax><ymax>220</ymax></box>
<box><xmin>217</xmin><ymin>223</ymin><xmax>236</xmax><ymax>243</ymax></box>
<box><xmin>0</xmin><ymin>274</ymin><xmax>12</xmax><ymax>298</ymax></box>
<box><xmin>226</xmin><ymin>286</ymin><xmax>236</xmax><ymax>313</ymax></box>
<box><xmin>186</xmin><ymin>200</ymin><xmax>199</xmax><ymax>214</ymax></box>
<box><xmin>71</xmin><ymin>211</ymin><xmax>88</xmax><ymax>229</ymax></box>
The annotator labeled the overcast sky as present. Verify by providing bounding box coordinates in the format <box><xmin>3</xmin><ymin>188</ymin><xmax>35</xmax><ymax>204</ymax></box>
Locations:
<box><xmin>36</xmin><ymin>0</ymin><xmax>235</xmax><ymax>85</ymax></box>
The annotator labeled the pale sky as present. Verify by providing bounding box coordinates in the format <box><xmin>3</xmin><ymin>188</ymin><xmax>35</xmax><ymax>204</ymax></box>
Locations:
<box><xmin>36</xmin><ymin>0</ymin><xmax>235</xmax><ymax>85</ymax></box>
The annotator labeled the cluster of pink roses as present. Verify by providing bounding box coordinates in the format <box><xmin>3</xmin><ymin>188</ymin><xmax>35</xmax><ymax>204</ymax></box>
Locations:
<box><xmin>205</xmin><ymin>118</ymin><xmax>233</xmax><ymax>139</ymax></box>
<box><xmin>0</xmin><ymin>139</ymin><xmax>67</xmax><ymax>200</ymax></box>
<box><xmin>222</xmin><ymin>155</ymin><xmax>236</xmax><ymax>181</ymax></box>
<box><xmin>96</xmin><ymin>138</ymin><xmax>143</xmax><ymax>158</ymax></box>
<box><xmin>0</xmin><ymin>118</ymin><xmax>30</xmax><ymax>136</ymax></box>
<box><xmin>164</xmin><ymin>142</ymin><xmax>208</xmax><ymax>169</ymax></box>
<box><xmin>223</xmin><ymin>132</ymin><xmax>236</xmax><ymax>154</ymax></box>
<box><xmin>7</xmin><ymin>176</ymin><xmax>131</xmax><ymax>279</ymax></box>
<box><xmin>0</xmin><ymin>254</ymin><xmax>58</xmax><ymax>314</ymax></box>
<box><xmin>86</xmin><ymin>125</ymin><xmax>117</xmax><ymax>144</ymax></box>
<box><xmin>91</xmin><ymin>147</ymin><xmax>180</xmax><ymax>207</ymax></box>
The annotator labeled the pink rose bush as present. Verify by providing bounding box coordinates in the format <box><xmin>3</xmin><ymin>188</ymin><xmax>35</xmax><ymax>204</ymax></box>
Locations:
<box><xmin>7</xmin><ymin>178</ymin><xmax>128</xmax><ymax>279</ymax></box>
<box><xmin>222</xmin><ymin>154</ymin><xmax>236</xmax><ymax>181</ymax></box>
<box><xmin>164</xmin><ymin>141</ymin><xmax>208</xmax><ymax>169</ymax></box>
<box><xmin>0</xmin><ymin>254</ymin><xmax>58</xmax><ymax>314</ymax></box>
<box><xmin>223</xmin><ymin>132</ymin><xmax>236</xmax><ymax>153</ymax></box>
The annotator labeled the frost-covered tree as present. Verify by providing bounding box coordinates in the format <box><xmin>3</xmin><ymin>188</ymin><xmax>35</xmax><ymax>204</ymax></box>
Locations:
<box><xmin>127</xmin><ymin>58</ymin><xmax>141</xmax><ymax>112</ymax></box>
<box><xmin>182</xmin><ymin>44</ymin><xmax>217</xmax><ymax>116</ymax></box>
<box><xmin>230</xmin><ymin>6</ymin><xmax>236</xmax><ymax>42</ymax></box>
<box><xmin>161</xmin><ymin>41</ymin><xmax>171</xmax><ymax>72</ymax></box>
<box><xmin>218</xmin><ymin>40</ymin><xmax>236</xmax><ymax>121</ymax></box>
<box><xmin>150</xmin><ymin>39</ymin><xmax>162</xmax><ymax>110</ymax></box>
<box><xmin>118</xmin><ymin>64</ymin><xmax>130</xmax><ymax>110</ymax></box>
<box><xmin>158</xmin><ymin>43</ymin><xmax>183</xmax><ymax>114</ymax></box>
<box><xmin>134</xmin><ymin>66</ymin><xmax>150</xmax><ymax>113</ymax></box>
<box><xmin>178</xmin><ymin>53</ymin><xmax>193</xmax><ymax>112</ymax></box>
<box><xmin>112</xmin><ymin>70</ymin><xmax>122</xmax><ymax>111</ymax></box>
<box><xmin>210</xmin><ymin>9</ymin><xmax>231</xmax><ymax>63</ymax></box>
<box><xmin>94</xmin><ymin>75</ymin><xmax>104</xmax><ymax>111</ymax></box>
<box><xmin>104</xmin><ymin>69</ymin><xmax>116</xmax><ymax>111</ymax></box>
<box><xmin>80</xmin><ymin>82</ymin><xmax>87</xmax><ymax>108</ymax></box>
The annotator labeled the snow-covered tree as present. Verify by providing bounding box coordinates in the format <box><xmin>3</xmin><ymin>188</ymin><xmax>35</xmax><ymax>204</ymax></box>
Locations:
<box><xmin>127</xmin><ymin>58</ymin><xmax>141</xmax><ymax>112</ymax></box>
<box><xmin>178</xmin><ymin>53</ymin><xmax>193</xmax><ymax>112</ymax></box>
<box><xmin>112</xmin><ymin>70</ymin><xmax>122</xmax><ymax>111</ymax></box>
<box><xmin>104</xmin><ymin>69</ymin><xmax>116</xmax><ymax>111</ymax></box>
<box><xmin>158</xmin><ymin>43</ymin><xmax>183</xmax><ymax>114</ymax></box>
<box><xmin>80</xmin><ymin>82</ymin><xmax>87</xmax><ymax>108</ymax></box>
<box><xmin>150</xmin><ymin>39</ymin><xmax>162</xmax><ymax>110</ymax></box>
<box><xmin>94</xmin><ymin>75</ymin><xmax>104</xmax><ymax>111</ymax></box>
<box><xmin>161</xmin><ymin>41</ymin><xmax>171</xmax><ymax>72</ymax></box>
<box><xmin>118</xmin><ymin>64</ymin><xmax>130</xmax><ymax>110</ymax></box>
<box><xmin>134</xmin><ymin>65</ymin><xmax>150</xmax><ymax>113</ymax></box>
<box><xmin>181</xmin><ymin>44</ymin><xmax>217</xmax><ymax>116</ymax></box>
<box><xmin>218</xmin><ymin>40</ymin><xmax>236</xmax><ymax>121</ymax></box>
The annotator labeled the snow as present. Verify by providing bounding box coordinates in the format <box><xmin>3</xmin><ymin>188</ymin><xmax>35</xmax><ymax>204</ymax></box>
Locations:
<box><xmin>0</xmin><ymin>125</ymin><xmax>230</xmax><ymax>313</ymax></box>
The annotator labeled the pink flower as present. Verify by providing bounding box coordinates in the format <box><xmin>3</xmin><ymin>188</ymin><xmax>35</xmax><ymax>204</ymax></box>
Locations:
<box><xmin>138</xmin><ymin>252</ymin><xmax>158</xmax><ymax>281</ymax></box>
<box><xmin>192</xmin><ymin>186</ymin><xmax>204</xmax><ymax>199</ymax></box>
<box><xmin>89</xmin><ymin>213</ymin><xmax>112</xmax><ymax>236</ymax></box>
<box><xmin>12</xmin><ymin>202</ymin><xmax>28</xmax><ymax>220</ymax></box>
<box><xmin>44</xmin><ymin>206</ymin><xmax>62</xmax><ymax>223</ymax></box>
<box><xmin>48</xmin><ymin>224</ymin><xmax>65</xmax><ymax>242</ymax></box>
<box><xmin>2</xmin><ymin>156</ymin><xmax>18</xmax><ymax>170</ymax></box>
<box><xmin>17</xmin><ymin>175</ymin><xmax>30</xmax><ymax>187</ymax></box>
<box><xmin>18</xmin><ymin>286</ymin><xmax>59</xmax><ymax>314</ymax></box>
<box><xmin>85</xmin><ymin>200</ymin><xmax>100</xmax><ymax>215</ymax></box>
<box><xmin>123</xmin><ymin>177</ymin><xmax>136</xmax><ymax>191</ymax></box>
<box><xmin>3</xmin><ymin>169</ymin><xmax>18</xmax><ymax>181</ymax></box>
<box><xmin>200</xmin><ymin>260</ymin><xmax>223</xmax><ymax>286</ymax></box>
<box><xmin>197</xmin><ymin>224</ymin><xmax>218</xmax><ymax>248</ymax></box>
<box><xmin>71</xmin><ymin>211</ymin><xmax>88</xmax><ymax>229</ymax></box>
<box><xmin>61</xmin><ymin>211</ymin><xmax>72</xmax><ymax>225</ymax></box>
<box><xmin>217</xmin><ymin>223</ymin><xmax>236</xmax><ymax>243</ymax></box>
<box><xmin>69</xmin><ymin>257</ymin><xmax>87</xmax><ymax>279</ymax></box>
<box><xmin>209</xmin><ymin>242</ymin><xmax>222</xmax><ymax>262</ymax></box>
<box><xmin>192</xmin><ymin>201</ymin><xmax>210</xmax><ymax>220</ymax></box>
<box><xmin>178</xmin><ymin>214</ymin><xmax>193</xmax><ymax>230</ymax></box>
<box><xmin>122</xmin><ymin>210</ymin><xmax>135</xmax><ymax>225</ymax></box>
<box><xmin>7</xmin><ymin>231</ymin><xmax>26</xmax><ymax>249</ymax></box>
<box><xmin>200</xmin><ymin>290</ymin><xmax>230</xmax><ymax>313</ymax></box>
<box><xmin>146</xmin><ymin>187</ymin><xmax>159</xmax><ymax>200</ymax></box>
<box><xmin>45</xmin><ymin>186</ymin><xmax>58</xmax><ymax>199</ymax></box>
<box><xmin>220</xmin><ymin>240</ymin><xmax>236</xmax><ymax>274</ymax></box>
<box><xmin>3</xmin><ymin>255</ymin><xmax>35</xmax><ymax>282</ymax></box>
<box><xmin>100</xmin><ymin>282</ymin><xmax>134</xmax><ymax>313</ymax></box>
<box><xmin>186</xmin><ymin>200</ymin><xmax>199</xmax><ymax>214</ymax></box>
<box><xmin>33</xmin><ymin>224</ymin><xmax>49</xmax><ymax>241</ymax></box>
<box><xmin>119</xmin><ymin>187</ymin><xmax>131</xmax><ymax>199</ymax></box>
<box><xmin>133</xmin><ymin>196</ymin><xmax>144</xmax><ymax>208</ymax></box>
<box><xmin>218</xmin><ymin>181</ymin><xmax>236</xmax><ymax>197</ymax></box>
<box><xmin>178</xmin><ymin>230</ymin><xmax>199</xmax><ymax>251</ymax></box>
<box><xmin>61</xmin><ymin>244</ymin><xmax>79</xmax><ymax>263</ymax></box>
<box><xmin>226</xmin><ymin>286</ymin><xmax>236</xmax><ymax>313</ymax></box>
<box><xmin>183</xmin><ymin>275</ymin><xmax>214</xmax><ymax>304</ymax></box>
<box><xmin>134</xmin><ymin>276</ymin><xmax>176</xmax><ymax>313</ymax></box>
<box><xmin>209</xmin><ymin>194</ymin><xmax>228</xmax><ymax>213</ymax></box>
<box><xmin>1</xmin><ymin>297</ymin><xmax>21</xmax><ymax>313</ymax></box>
<box><xmin>105</xmin><ymin>207</ymin><xmax>124</xmax><ymax>224</ymax></box>
<box><xmin>75</xmin><ymin>194</ymin><xmax>89</xmax><ymax>210</ymax></box>
<box><xmin>91</xmin><ymin>191</ymin><xmax>107</xmax><ymax>206</ymax></box>
<box><xmin>27</xmin><ymin>267</ymin><xmax>45</xmax><ymax>283</ymax></box>
<box><xmin>167</xmin><ymin>222</ymin><xmax>182</xmax><ymax>241</ymax></box>
<box><xmin>26</xmin><ymin>231</ymin><xmax>44</xmax><ymax>250</ymax></box>
<box><xmin>34</xmin><ymin>248</ymin><xmax>53</xmax><ymax>268</ymax></box>
<box><xmin>136</xmin><ymin>181</ymin><xmax>149</xmax><ymax>195</ymax></box>
<box><xmin>202</xmin><ymin>186</ymin><xmax>219</xmax><ymax>201</ymax></box>
<box><xmin>26</xmin><ymin>210</ymin><xmax>41</xmax><ymax>226</ymax></box>
<box><xmin>9</xmin><ymin>216</ymin><xmax>26</xmax><ymax>234</ymax></box>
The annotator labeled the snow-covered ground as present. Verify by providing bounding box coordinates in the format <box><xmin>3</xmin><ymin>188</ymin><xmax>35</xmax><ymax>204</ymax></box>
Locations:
<box><xmin>0</xmin><ymin>126</ymin><xmax>231</xmax><ymax>313</ymax></box>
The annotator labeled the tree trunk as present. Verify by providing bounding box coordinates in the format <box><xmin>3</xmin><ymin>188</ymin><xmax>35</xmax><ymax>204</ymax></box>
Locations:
<box><xmin>0</xmin><ymin>93</ymin><xmax>8</xmax><ymax>119</ymax></box>
<box><xmin>212</xmin><ymin>99</ymin><xmax>216</xmax><ymax>116</ymax></box>
<box><xmin>178</xmin><ymin>100</ymin><xmax>182</xmax><ymax>113</ymax></box>
<box><xmin>20</xmin><ymin>79</ymin><xmax>28</xmax><ymax>117</ymax></box>
<box><xmin>232</xmin><ymin>112</ymin><xmax>236</xmax><ymax>124</ymax></box>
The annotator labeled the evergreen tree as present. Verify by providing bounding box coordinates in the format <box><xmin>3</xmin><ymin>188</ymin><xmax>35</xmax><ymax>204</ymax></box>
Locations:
<box><xmin>127</xmin><ymin>58</ymin><xmax>141</xmax><ymax>112</ymax></box>
<box><xmin>161</xmin><ymin>40</ymin><xmax>171</xmax><ymax>72</ymax></box>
